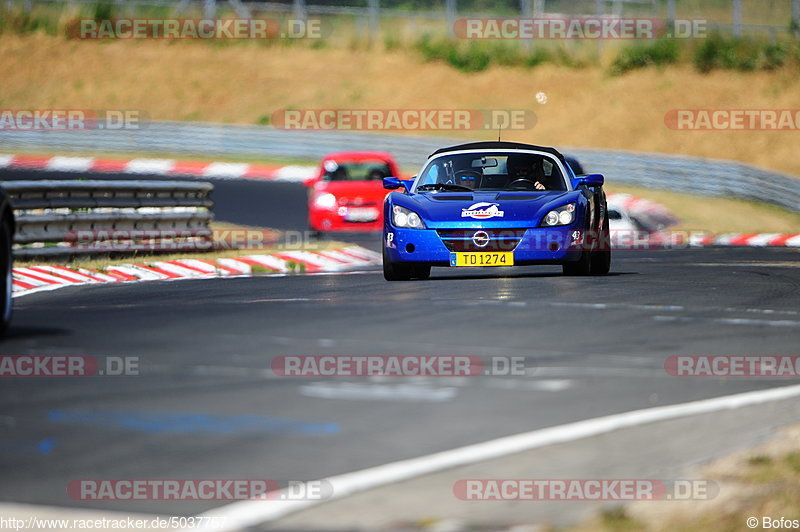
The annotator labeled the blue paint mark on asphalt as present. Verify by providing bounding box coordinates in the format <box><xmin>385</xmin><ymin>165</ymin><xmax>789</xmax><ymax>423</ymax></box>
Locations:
<box><xmin>0</xmin><ymin>437</ymin><xmax>57</xmax><ymax>455</ymax></box>
<box><xmin>36</xmin><ymin>437</ymin><xmax>57</xmax><ymax>455</ymax></box>
<box><xmin>47</xmin><ymin>410</ymin><xmax>339</xmax><ymax>435</ymax></box>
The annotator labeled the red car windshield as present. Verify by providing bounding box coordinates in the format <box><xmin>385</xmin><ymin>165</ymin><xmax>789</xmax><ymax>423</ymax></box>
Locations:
<box><xmin>323</xmin><ymin>160</ymin><xmax>392</xmax><ymax>181</ymax></box>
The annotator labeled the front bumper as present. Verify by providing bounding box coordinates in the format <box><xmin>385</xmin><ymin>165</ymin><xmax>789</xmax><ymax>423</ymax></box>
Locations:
<box><xmin>384</xmin><ymin>226</ymin><xmax>585</xmax><ymax>265</ymax></box>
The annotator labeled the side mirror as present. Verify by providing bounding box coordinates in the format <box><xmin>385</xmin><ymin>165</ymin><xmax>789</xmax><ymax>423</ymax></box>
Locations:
<box><xmin>572</xmin><ymin>173</ymin><xmax>604</xmax><ymax>188</ymax></box>
<box><xmin>383</xmin><ymin>177</ymin><xmax>413</xmax><ymax>192</ymax></box>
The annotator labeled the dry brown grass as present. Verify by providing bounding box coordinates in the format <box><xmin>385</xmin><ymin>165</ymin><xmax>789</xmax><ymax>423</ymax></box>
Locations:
<box><xmin>1</xmin><ymin>34</ymin><xmax>799</xmax><ymax>175</ymax></box>
<box><xmin>565</xmin><ymin>424</ymin><xmax>800</xmax><ymax>532</ymax></box>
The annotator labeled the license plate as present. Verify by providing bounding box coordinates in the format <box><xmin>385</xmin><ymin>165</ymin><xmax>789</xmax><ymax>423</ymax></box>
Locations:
<box><xmin>344</xmin><ymin>208</ymin><xmax>378</xmax><ymax>222</ymax></box>
<box><xmin>449</xmin><ymin>252</ymin><xmax>514</xmax><ymax>267</ymax></box>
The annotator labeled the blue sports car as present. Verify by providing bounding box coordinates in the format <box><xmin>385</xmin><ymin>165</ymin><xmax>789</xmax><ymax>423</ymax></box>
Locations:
<box><xmin>381</xmin><ymin>141</ymin><xmax>611</xmax><ymax>281</ymax></box>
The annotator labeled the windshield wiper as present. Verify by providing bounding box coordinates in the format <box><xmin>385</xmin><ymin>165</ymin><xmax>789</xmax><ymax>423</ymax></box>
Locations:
<box><xmin>416</xmin><ymin>183</ymin><xmax>473</xmax><ymax>192</ymax></box>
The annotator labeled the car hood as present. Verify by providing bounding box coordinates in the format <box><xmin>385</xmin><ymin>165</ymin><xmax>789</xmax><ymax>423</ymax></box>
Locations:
<box><xmin>391</xmin><ymin>190</ymin><xmax>582</xmax><ymax>228</ymax></box>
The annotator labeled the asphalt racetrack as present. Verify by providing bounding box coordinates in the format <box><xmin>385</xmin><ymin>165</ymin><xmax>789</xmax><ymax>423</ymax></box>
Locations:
<box><xmin>1</xmin><ymin>169</ymin><xmax>799</xmax><ymax>525</ymax></box>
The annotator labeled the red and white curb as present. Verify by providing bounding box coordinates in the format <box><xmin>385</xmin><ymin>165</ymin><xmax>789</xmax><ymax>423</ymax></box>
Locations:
<box><xmin>12</xmin><ymin>246</ymin><xmax>381</xmax><ymax>298</ymax></box>
<box><xmin>611</xmin><ymin>231</ymin><xmax>800</xmax><ymax>248</ymax></box>
<box><xmin>689</xmin><ymin>233</ymin><xmax>800</xmax><ymax>247</ymax></box>
<box><xmin>0</xmin><ymin>154</ymin><xmax>316</xmax><ymax>182</ymax></box>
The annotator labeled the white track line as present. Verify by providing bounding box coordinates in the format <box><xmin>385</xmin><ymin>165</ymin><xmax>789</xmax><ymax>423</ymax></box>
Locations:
<box><xmin>194</xmin><ymin>383</ymin><xmax>800</xmax><ymax>531</ymax></box>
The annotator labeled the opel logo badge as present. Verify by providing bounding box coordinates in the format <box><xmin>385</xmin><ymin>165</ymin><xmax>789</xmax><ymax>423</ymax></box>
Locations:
<box><xmin>472</xmin><ymin>230</ymin><xmax>490</xmax><ymax>248</ymax></box>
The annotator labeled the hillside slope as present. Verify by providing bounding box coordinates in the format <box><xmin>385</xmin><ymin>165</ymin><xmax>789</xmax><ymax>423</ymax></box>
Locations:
<box><xmin>2</xmin><ymin>34</ymin><xmax>799</xmax><ymax>175</ymax></box>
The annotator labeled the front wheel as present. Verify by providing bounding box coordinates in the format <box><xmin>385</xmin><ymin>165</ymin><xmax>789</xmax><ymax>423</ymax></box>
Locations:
<box><xmin>383</xmin><ymin>248</ymin><xmax>429</xmax><ymax>281</ymax></box>
<box><xmin>562</xmin><ymin>249</ymin><xmax>591</xmax><ymax>276</ymax></box>
<box><xmin>411</xmin><ymin>265</ymin><xmax>431</xmax><ymax>280</ymax></box>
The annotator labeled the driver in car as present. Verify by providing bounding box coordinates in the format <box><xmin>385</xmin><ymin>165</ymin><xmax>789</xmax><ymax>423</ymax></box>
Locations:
<box><xmin>506</xmin><ymin>155</ymin><xmax>546</xmax><ymax>190</ymax></box>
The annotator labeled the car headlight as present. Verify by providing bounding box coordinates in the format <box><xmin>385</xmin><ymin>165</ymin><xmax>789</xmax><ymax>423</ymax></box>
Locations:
<box><xmin>392</xmin><ymin>205</ymin><xmax>425</xmax><ymax>229</ymax></box>
<box><xmin>542</xmin><ymin>203</ymin><xmax>576</xmax><ymax>227</ymax></box>
<box><xmin>314</xmin><ymin>193</ymin><xmax>337</xmax><ymax>210</ymax></box>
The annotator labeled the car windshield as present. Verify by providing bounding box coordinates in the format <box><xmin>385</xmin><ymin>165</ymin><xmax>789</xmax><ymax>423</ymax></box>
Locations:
<box><xmin>416</xmin><ymin>152</ymin><xmax>568</xmax><ymax>192</ymax></box>
<box><xmin>323</xmin><ymin>160</ymin><xmax>391</xmax><ymax>181</ymax></box>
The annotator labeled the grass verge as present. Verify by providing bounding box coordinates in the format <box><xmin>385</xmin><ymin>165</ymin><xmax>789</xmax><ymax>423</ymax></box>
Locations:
<box><xmin>566</xmin><ymin>423</ymin><xmax>800</xmax><ymax>532</ymax></box>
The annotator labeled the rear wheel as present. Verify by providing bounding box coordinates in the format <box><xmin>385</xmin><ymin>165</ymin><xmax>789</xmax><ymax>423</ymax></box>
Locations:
<box><xmin>0</xmin><ymin>217</ymin><xmax>13</xmax><ymax>335</ymax></box>
<box><xmin>590</xmin><ymin>209</ymin><xmax>612</xmax><ymax>275</ymax></box>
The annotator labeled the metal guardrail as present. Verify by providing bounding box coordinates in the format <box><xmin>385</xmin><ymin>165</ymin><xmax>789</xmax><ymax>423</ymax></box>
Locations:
<box><xmin>4</xmin><ymin>180</ymin><xmax>214</xmax><ymax>257</ymax></box>
<box><xmin>2</xmin><ymin>121</ymin><xmax>799</xmax><ymax>213</ymax></box>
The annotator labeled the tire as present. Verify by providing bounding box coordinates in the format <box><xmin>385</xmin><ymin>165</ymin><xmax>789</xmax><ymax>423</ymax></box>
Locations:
<box><xmin>562</xmin><ymin>249</ymin><xmax>591</xmax><ymax>276</ymax></box>
<box><xmin>383</xmin><ymin>246</ymin><xmax>412</xmax><ymax>281</ymax></box>
<box><xmin>411</xmin><ymin>265</ymin><xmax>431</xmax><ymax>280</ymax></box>
<box><xmin>382</xmin><ymin>247</ymin><xmax>429</xmax><ymax>281</ymax></box>
<box><xmin>0</xmin><ymin>217</ymin><xmax>13</xmax><ymax>336</ymax></box>
<box><xmin>563</xmin><ymin>217</ymin><xmax>592</xmax><ymax>276</ymax></box>
<box><xmin>590</xmin><ymin>208</ymin><xmax>612</xmax><ymax>275</ymax></box>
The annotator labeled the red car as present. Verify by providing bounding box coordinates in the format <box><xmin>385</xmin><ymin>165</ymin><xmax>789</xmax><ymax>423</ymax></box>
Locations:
<box><xmin>306</xmin><ymin>151</ymin><xmax>401</xmax><ymax>233</ymax></box>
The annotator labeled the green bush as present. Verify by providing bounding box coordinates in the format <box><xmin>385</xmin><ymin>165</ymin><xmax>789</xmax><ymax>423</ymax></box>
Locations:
<box><xmin>610</xmin><ymin>39</ymin><xmax>680</xmax><ymax>75</ymax></box>
<box><xmin>762</xmin><ymin>42</ymin><xmax>788</xmax><ymax>70</ymax></box>
<box><xmin>451</xmin><ymin>42</ymin><xmax>492</xmax><ymax>72</ymax></box>
<box><xmin>415</xmin><ymin>35</ymin><xmax>559</xmax><ymax>72</ymax></box>
<box><xmin>523</xmin><ymin>47</ymin><xmax>552</xmax><ymax>68</ymax></box>
<box><xmin>383</xmin><ymin>34</ymin><xmax>402</xmax><ymax>51</ymax></box>
<box><xmin>692</xmin><ymin>33</ymin><xmax>790</xmax><ymax>73</ymax></box>
<box><xmin>415</xmin><ymin>35</ymin><xmax>491</xmax><ymax>72</ymax></box>
<box><xmin>487</xmin><ymin>42</ymin><xmax>521</xmax><ymax>66</ymax></box>
<box><xmin>92</xmin><ymin>2</ymin><xmax>115</xmax><ymax>21</ymax></box>
<box><xmin>0</xmin><ymin>7</ymin><xmax>61</xmax><ymax>36</ymax></box>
